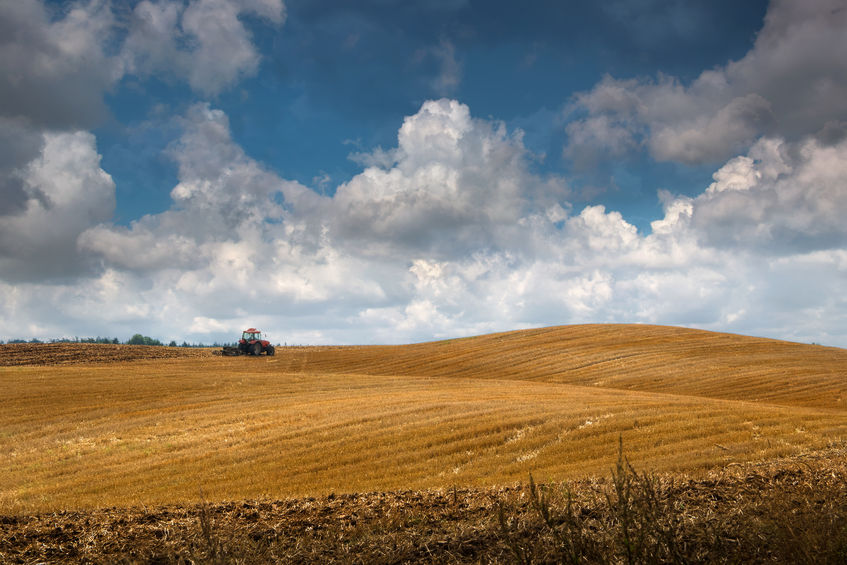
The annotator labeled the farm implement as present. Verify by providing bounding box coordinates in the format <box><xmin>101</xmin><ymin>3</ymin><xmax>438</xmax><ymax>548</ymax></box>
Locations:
<box><xmin>220</xmin><ymin>328</ymin><xmax>275</xmax><ymax>356</ymax></box>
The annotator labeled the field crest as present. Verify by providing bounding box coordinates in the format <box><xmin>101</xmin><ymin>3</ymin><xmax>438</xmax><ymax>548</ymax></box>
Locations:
<box><xmin>1</xmin><ymin>324</ymin><xmax>845</xmax><ymax>514</ymax></box>
<box><xmin>273</xmin><ymin>324</ymin><xmax>847</xmax><ymax>410</ymax></box>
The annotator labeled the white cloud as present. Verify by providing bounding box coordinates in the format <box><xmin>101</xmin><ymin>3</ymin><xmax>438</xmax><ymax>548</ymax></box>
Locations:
<box><xmin>332</xmin><ymin>99</ymin><xmax>569</xmax><ymax>258</ymax></box>
<box><xmin>566</xmin><ymin>206</ymin><xmax>638</xmax><ymax>253</ymax></box>
<box><xmin>564</xmin><ymin>114</ymin><xmax>640</xmax><ymax>169</ymax></box>
<box><xmin>648</xmin><ymin>93</ymin><xmax>772</xmax><ymax>164</ymax></box>
<box><xmin>121</xmin><ymin>0</ymin><xmax>285</xmax><ymax>95</ymax></box>
<box><xmin>0</xmin><ymin>0</ymin><xmax>284</xmax><ymax>158</ymax></box>
<box><xmin>0</xmin><ymin>131</ymin><xmax>114</xmax><ymax>281</ymax></box>
<box><xmin>688</xmin><ymin>135</ymin><xmax>847</xmax><ymax>251</ymax></box>
<box><xmin>189</xmin><ymin>315</ymin><xmax>230</xmax><ymax>334</ymax></box>
<box><xmin>0</xmin><ymin>0</ymin><xmax>285</xmax><ymax>131</ymax></box>
<box><xmin>1</xmin><ymin>2</ymin><xmax>846</xmax><ymax>349</ymax></box>
<box><xmin>79</xmin><ymin>102</ymin><xmax>326</xmax><ymax>277</ymax></box>
<box><xmin>75</xmin><ymin>102</ymin><xmax>391</xmax><ymax>340</ymax></box>
<box><xmin>0</xmin><ymin>0</ymin><xmax>120</xmax><ymax>217</ymax></box>
<box><xmin>0</xmin><ymin>117</ymin><xmax>44</xmax><ymax>216</ymax></box>
<box><xmin>566</xmin><ymin>0</ymin><xmax>847</xmax><ymax>165</ymax></box>
<box><xmin>2</xmin><ymin>98</ymin><xmax>847</xmax><ymax>348</ymax></box>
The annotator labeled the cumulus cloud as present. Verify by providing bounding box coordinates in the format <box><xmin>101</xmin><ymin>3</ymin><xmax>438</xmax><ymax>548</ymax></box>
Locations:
<box><xmin>0</xmin><ymin>0</ymin><xmax>119</xmax><ymax>217</ymax></box>
<box><xmin>0</xmin><ymin>0</ymin><xmax>286</xmax><ymax>136</ymax></box>
<box><xmin>0</xmin><ymin>131</ymin><xmax>115</xmax><ymax>281</ymax></box>
<box><xmin>67</xmin><ymin>100</ymin><xmax>573</xmax><ymax>341</ymax></box>
<box><xmin>77</xmin><ymin>99</ymin><xmax>568</xmax><ymax>326</ymax></box>
<box><xmin>79</xmin><ymin>102</ymin><xmax>317</xmax><ymax>270</ymax></box>
<box><xmin>565</xmin><ymin>0</ymin><xmax>847</xmax><ymax>165</ymax></box>
<box><xmin>0</xmin><ymin>117</ymin><xmax>44</xmax><ymax>216</ymax></box>
<box><xmin>0</xmin><ymin>0</ymin><xmax>285</xmax><ymax>274</ymax></box>
<box><xmin>2</xmin><ymin>92</ymin><xmax>847</xmax><ymax>347</ymax></box>
<box><xmin>332</xmin><ymin>99</ymin><xmax>569</xmax><ymax>258</ymax></box>
<box><xmin>2</xmin><ymin>1</ymin><xmax>845</xmax><ymax>348</ymax></box>
<box><xmin>686</xmin><ymin>134</ymin><xmax>847</xmax><ymax>252</ymax></box>
<box><xmin>563</xmin><ymin>114</ymin><xmax>640</xmax><ymax>170</ymax></box>
<box><xmin>66</xmin><ymin>99</ymin><xmax>845</xmax><ymax>346</ymax></box>
<box><xmin>78</xmin><ymin>102</ymin><xmax>391</xmax><ymax>334</ymax></box>
<box><xmin>648</xmin><ymin>93</ymin><xmax>773</xmax><ymax>164</ymax></box>
<box><xmin>121</xmin><ymin>0</ymin><xmax>285</xmax><ymax>95</ymax></box>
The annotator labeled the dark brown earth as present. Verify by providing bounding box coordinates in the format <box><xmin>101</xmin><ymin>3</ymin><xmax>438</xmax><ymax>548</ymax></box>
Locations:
<box><xmin>0</xmin><ymin>343</ymin><xmax>211</xmax><ymax>366</ymax></box>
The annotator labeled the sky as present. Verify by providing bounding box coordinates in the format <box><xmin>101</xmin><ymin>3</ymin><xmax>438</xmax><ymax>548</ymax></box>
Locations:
<box><xmin>1</xmin><ymin>0</ymin><xmax>847</xmax><ymax>347</ymax></box>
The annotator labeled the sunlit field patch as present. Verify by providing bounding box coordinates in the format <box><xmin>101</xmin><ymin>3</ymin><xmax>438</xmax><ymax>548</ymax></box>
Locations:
<box><xmin>1</xmin><ymin>324</ymin><xmax>844</xmax><ymax>515</ymax></box>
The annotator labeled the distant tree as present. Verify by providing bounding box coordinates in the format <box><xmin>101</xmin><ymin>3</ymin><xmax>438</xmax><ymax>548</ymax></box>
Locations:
<box><xmin>15</xmin><ymin>336</ymin><xmax>124</xmax><ymax>345</ymax></box>
<box><xmin>127</xmin><ymin>334</ymin><xmax>162</xmax><ymax>346</ymax></box>
<box><xmin>168</xmin><ymin>340</ymin><xmax>177</xmax><ymax>347</ymax></box>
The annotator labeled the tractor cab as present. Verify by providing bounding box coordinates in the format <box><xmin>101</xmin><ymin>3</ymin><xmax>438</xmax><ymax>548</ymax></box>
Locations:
<box><xmin>241</xmin><ymin>329</ymin><xmax>262</xmax><ymax>341</ymax></box>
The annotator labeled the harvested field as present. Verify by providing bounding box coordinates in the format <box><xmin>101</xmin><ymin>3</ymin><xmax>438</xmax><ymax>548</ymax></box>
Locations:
<box><xmin>0</xmin><ymin>343</ymin><xmax>211</xmax><ymax>366</ymax></box>
<box><xmin>1</xmin><ymin>324</ymin><xmax>846</xmax><ymax>561</ymax></box>
<box><xmin>274</xmin><ymin>324</ymin><xmax>847</xmax><ymax>410</ymax></box>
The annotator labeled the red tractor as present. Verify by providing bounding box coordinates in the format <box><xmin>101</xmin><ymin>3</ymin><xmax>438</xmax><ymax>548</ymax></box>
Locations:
<box><xmin>222</xmin><ymin>328</ymin><xmax>275</xmax><ymax>356</ymax></box>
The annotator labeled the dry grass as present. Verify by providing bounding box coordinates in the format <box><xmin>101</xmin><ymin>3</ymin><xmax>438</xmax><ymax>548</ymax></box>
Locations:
<box><xmin>1</xmin><ymin>324</ymin><xmax>844</xmax><ymax>517</ymax></box>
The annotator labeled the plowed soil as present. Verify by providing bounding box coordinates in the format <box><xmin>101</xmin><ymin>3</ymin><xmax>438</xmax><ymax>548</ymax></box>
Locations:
<box><xmin>0</xmin><ymin>343</ymin><xmax>211</xmax><ymax>366</ymax></box>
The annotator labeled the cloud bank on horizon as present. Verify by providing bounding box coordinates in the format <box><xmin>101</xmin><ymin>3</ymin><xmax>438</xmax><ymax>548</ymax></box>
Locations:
<box><xmin>1</xmin><ymin>0</ymin><xmax>846</xmax><ymax>346</ymax></box>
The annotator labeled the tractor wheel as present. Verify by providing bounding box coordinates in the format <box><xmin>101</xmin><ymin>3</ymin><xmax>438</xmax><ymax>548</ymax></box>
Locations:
<box><xmin>267</xmin><ymin>345</ymin><xmax>275</xmax><ymax>356</ymax></box>
<box><xmin>251</xmin><ymin>342</ymin><xmax>262</xmax><ymax>356</ymax></box>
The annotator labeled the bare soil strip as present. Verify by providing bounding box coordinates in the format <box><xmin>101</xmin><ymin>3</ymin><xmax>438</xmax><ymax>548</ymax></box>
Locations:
<box><xmin>0</xmin><ymin>343</ymin><xmax>210</xmax><ymax>366</ymax></box>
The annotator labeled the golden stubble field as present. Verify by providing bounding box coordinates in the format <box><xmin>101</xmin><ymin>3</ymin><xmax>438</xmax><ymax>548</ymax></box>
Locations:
<box><xmin>1</xmin><ymin>324</ymin><xmax>845</xmax><ymax>515</ymax></box>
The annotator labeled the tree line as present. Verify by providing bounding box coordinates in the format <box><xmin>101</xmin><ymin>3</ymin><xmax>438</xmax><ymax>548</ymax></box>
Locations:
<box><xmin>1</xmin><ymin>335</ymin><xmax>233</xmax><ymax>347</ymax></box>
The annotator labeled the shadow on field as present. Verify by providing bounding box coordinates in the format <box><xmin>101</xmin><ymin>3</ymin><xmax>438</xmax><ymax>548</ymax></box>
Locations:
<box><xmin>1</xmin><ymin>443</ymin><xmax>845</xmax><ymax>564</ymax></box>
<box><xmin>497</xmin><ymin>441</ymin><xmax>847</xmax><ymax>565</ymax></box>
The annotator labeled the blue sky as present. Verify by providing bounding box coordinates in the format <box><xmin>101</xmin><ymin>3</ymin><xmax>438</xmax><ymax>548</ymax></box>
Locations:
<box><xmin>2</xmin><ymin>0</ymin><xmax>847</xmax><ymax>347</ymax></box>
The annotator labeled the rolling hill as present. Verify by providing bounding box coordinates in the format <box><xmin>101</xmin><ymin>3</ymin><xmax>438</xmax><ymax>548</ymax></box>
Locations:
<box><xmin>1</xmin><ymin>324</ymin><xmax>845</xmax><ymax>514</ymax></box>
